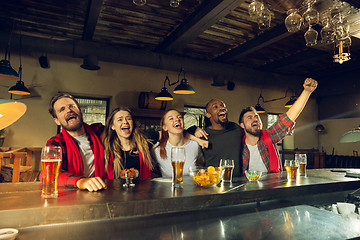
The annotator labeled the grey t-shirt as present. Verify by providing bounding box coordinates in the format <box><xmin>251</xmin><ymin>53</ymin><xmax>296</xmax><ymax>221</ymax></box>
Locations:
<box><xmin>203</xmin><ymin>122</ymin><xmax>243</xmax><ymax>177</ymax></box>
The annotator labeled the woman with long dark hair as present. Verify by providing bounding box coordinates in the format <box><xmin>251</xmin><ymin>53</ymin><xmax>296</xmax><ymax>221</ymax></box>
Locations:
<box><xmin>152</xmin><ymin>109</ymin><xmax>204</xmax><ymax>177</ymax></box>
<box><xmin>102</xmin><ymin>107</ymin><xmax>153</xmax><ymax>179</ymax></box>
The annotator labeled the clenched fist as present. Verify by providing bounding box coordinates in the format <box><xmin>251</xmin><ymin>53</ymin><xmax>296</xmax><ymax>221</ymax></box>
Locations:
<box><xmin>303</xmin><ymin>78</ymin><xmax>318</xmax><ymax>93</ymax></box>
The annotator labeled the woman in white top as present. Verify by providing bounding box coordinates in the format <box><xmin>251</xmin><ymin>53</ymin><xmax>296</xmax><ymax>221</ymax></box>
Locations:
<box><xmin>152</xmin><ymin>109</ymin><xmax>204</xmax><ymax>177</ymax></box>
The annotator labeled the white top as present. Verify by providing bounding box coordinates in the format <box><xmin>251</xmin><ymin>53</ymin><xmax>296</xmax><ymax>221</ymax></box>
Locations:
<box><xmin>152</xmin><ymin>139</ymin><xmax>202</xmax><ymax>178</ymax></box>
<box><xmin>74</xmin><ymin>134</ymin><xmax>95</xmax><ymax>177</ymax></box>
<box><xmin>247</xmin><ymin>143</ymin><xmax>267</xmax><ymax>172</ymax></box>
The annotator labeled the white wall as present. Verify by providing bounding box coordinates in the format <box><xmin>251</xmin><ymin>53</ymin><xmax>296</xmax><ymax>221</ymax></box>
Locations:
<box><xmin>1</xmin><ymin>53</ymin><xmax>318</xmax><ymax>150</ymax></box>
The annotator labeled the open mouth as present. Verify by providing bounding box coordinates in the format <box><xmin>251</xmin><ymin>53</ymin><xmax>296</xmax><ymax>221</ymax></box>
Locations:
<box><xmin>65</xmin><ymin>114</ymin><xmax>77</xmax><ymax>122</ymax></box>
<box><xmin>218</xmin><ymin>110</ymin><xmax>227</xmax><ymax>120</ymax></box>
<box><xmin>121</xmin><ymin>126</ymin><xmax>131</xmax><ymax>133</ymax></box>
<box><xmin>173</xmin><ymin>122</ymin><xmax>182</xmax><ymax>129</ymax></box>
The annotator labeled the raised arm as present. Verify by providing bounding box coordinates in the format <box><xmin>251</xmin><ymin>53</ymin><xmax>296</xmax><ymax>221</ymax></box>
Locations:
<box><xmin>286</xmin><ymin>78</ymin><xmax>318</xmax><ymax>122</ymax></box>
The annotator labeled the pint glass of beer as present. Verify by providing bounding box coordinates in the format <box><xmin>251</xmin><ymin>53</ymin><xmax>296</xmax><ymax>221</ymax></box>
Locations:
<box><xmin>41</xmin><ymin>146</ymin><xmax>62</xmax><ymax>198</ymax></box>
<box><xmin>295</xmin><ymin>154</ymin><xmax>307</xmax><ymax>176</ymax></box>
<box><xmin>171</xmin><ymin>147</ymin><xmax>185</xmax><ymax>188</ymax></box>
<box><xmin>220</xmin><ymin>159</ymin><xmax>234</xmax><ymax>183</ymax></box>
<box><xmin>284</xmin><ymin>160</ymin><xmax>297</xmax><ymax>181</ymax></box>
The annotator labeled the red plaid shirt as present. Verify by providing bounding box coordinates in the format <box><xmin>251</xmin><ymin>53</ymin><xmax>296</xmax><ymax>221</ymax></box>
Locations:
<box><xmin>242</xmin><ymin>113</ymin><xmax>294</xmax><ymax>174</ymax></box>
<box><xmin>46</xmin><ymin>123</ymin><xmax>104</xmax><ymax>188</ymax></box>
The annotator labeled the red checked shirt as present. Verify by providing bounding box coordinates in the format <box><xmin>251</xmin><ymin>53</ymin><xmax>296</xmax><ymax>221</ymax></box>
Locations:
<box><xmin>46</xmin><ymin>123</ymin><xmax>104</xmax><ymax>188</ymax></box>
<box><xmin>242</xmin><ymin>113</ymin><xmax>295</xmax><ymax>174</ymax></box>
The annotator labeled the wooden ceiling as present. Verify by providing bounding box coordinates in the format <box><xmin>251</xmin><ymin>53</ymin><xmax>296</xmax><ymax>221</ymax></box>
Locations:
<box><xmin>1</xmin><ymin>0</ymin><xmax>360</xmax><ymax>93</ymax></box>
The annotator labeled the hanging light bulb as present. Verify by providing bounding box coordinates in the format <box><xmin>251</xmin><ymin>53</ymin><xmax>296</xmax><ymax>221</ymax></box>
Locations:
<box><xmin>133</xmin><ymin>0</ymin><xmax>146</xmax><ymax>6</ymax></box>
<box><xmin>333</xmin><ymin>38</ymin><xmax>351</xmax><ymax>64</ymax></box>
<box><xmin>170</xmin><ymin>0</ymin><xmax>180</xmax><ymax>7</ymax></box>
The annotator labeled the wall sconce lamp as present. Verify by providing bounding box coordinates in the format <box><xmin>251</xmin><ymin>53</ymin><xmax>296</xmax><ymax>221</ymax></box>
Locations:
<box><xmin>285</xmin><ymin>96</ymin><xmax>297</xmax><ymax>108</ymax></box>
<box><xmin>155</xmin><ymin>75</ymin><xmax>174</xmax><ymax>101</ymax></box>
<box><xmin>155</xmin><ymin>68</ymin><xmax>195</xmax><ymax>101</ymax></box>
<box><xmin>255</xmin><ymin>88</ymin><xmax>296</xmax><ymax>113</ymax></box>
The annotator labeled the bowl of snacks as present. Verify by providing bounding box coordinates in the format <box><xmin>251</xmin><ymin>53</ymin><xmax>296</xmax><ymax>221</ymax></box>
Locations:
<box><xmin>189</xmin><ymin>166</ymin><xmax>225</xmax><ymax>187</ymax></box>
<box><xmin>120</xmin><ymin>168</ymin><xmax>139</xmax><ymax>187</ymax></box>
<box><xmin>245</xmin><ymin>170</ymin><xmax>262</xmax><ymax>182</ymax></box>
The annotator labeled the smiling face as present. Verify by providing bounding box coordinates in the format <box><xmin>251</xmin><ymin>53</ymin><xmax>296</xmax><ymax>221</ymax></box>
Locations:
<box><xmin>162</xmin><ymin>110</ymin><xmax>184</xmax><ymax>135</ymax></box>
<box><xmin>240</xmin><ymin>110</ymin><xmax>262</xmax><ymax>137</ymax></box>
<box><xmin>111</xmin><ymin>110</ymin><xmax>134</xmax><ymax>140</ymax></box>
<box><xmin>53</xmin><ymin>97</ymin><xmax>83</xmax><ymax>132</ymax></box>
<box><xmin>205</xmin><ymin>99</ymin><xmax>228</xmax><ymax>127</ymax></box>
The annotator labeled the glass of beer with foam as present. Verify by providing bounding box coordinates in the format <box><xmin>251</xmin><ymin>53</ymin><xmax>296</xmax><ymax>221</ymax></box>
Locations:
<box><xmin>220</xmin><ymin>159</ymin><xmax>234</xmax><ymax>183</ymax></box>
<box><xmin>171</xmin><ymin>147</ymin><xmax>185</xmax><ymax>188</ymax></box>
<box><xmin>41</xmin><ymin>146</ymin><xmax>62</xmax><ymax>198</ymax></box>
<box><xmin>295</xmin><ymin>154</ymin><xmax>307</xmax><ymax>176</ymax></box>
<box><xmin>284</xmin><ymin>160</ymin><xmax>297</xmax><ymax>181</ymax></box>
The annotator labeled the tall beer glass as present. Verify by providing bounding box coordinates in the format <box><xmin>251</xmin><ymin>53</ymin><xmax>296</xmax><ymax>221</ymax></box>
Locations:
<box><xmin>41</xmin><ymin>146</ymin><xmax>62</xmax><ymax>198</ymax></box>
<box><xmin>295</xmin><ymin>154</ymin><xmax>307</xmax><ymax>176</ymax></box>
<box><xmin>220</xmin><ymin>159</ymin><xmax>234</xmax><ymax>183</ymax></box>
<box><xmin>284</xmin><ymin>160</ymin><xmax>297</xmax><ymax>181</ymax></box>
<box><xmin>171</xmin><ymin>147</ymin><xmax>185</xmax><ymax>188</ymax></box>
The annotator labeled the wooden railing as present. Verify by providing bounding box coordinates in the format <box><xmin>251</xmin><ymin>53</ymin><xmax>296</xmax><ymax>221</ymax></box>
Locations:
<box><xmin>279</xmin><ymin>150</ymin><xmax>325</xmax><ymax>169</ymax></box>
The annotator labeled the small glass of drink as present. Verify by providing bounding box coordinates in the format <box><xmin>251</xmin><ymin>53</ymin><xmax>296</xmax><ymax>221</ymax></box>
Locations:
<box><xmin>220</xmin><ymin>159</ymin><xmax>234</xmax><ymax>183</ymax></box>
<box><xmin>171</xmin><ymin>147</ymin><xmax>185</xmax><ymax>188</ymax></box>
<box><xmin>284</xmin><ymin>160</ymin><xmax>297</xmax><ymax>181</ymax></box>
<box><xmin>41</xmin><ymin>146</ymin><xmax>62</xmax><ymax>198</ymax></box>
<box><xmin>295</xmin><ymin>154</ymin><xmax>307</xmax><ymax>176</ymax></box>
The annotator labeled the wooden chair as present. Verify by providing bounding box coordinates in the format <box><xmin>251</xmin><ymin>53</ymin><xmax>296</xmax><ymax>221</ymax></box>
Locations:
<box><xmin>0</xmin><ymin>150</ymin><xmax>32</xmax><ymax>183</ymax></box>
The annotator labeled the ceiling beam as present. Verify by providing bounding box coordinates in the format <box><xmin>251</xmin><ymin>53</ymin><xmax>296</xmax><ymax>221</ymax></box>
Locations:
<box><xmin>0</xmin><ymin>31</ymin><xmax>301</xmax><ymax>88</ymax></box>
<box><xmin>83</xmin><ymin>0</ymin><xmax>103</xmax><ymax>41</ymax></box>
<box><xmin>257</xmin><ymin>48</ymin><xmax>328</xmax><ymax>72</ymax></box>
<box><xmin>156</xmin><ymin>0</ymin><xmax>244</xmax><ymax>54</ymax></box>
<box><xmin>215</xmin><ymin>23</ymin><xmax>293</xmax><ymax>62</ymax></box>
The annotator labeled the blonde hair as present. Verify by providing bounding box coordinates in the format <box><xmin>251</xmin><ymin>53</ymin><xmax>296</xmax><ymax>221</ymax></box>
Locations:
<box><xmin>102</xmin><ymin>107</ymin><xmax>153</xmax><ymax>178</ymax></box>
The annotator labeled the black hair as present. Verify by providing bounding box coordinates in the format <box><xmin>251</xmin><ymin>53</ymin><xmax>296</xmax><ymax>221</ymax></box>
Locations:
<box><xmin>238</xmin><ymin>106</ymin><xmax>256</xmax><ymax>124</ymax></box>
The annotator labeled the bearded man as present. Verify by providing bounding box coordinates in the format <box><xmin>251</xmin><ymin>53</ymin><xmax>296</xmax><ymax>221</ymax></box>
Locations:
<box><xmin>46</xmin><ymin>93</ymin><xmax>107</xmax><ymax>191</ymax></box>
<box><xmin>239</xmin><ymin>78</ymin><xmax>318</xmax><ymax>174</ymax></box>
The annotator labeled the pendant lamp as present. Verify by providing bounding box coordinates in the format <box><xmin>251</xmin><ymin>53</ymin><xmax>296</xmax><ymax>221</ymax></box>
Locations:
<box><xmin>0</xmin><ymin>99</ymin><xmax>27</xmax><ymax>130</ymax></box>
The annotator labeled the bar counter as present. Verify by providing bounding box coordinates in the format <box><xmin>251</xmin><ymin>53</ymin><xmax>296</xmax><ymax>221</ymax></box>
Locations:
<box><xmin>1</xmin><ymin>169</ymin><xmax>360</xmax><ymax>239</ymax></box>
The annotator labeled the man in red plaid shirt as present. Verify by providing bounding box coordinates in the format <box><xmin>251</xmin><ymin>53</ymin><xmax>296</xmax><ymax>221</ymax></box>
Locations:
<box><xmin>239</xmin><ymin>78</ymin><xmax>318</xmax><ymax>174</ymax></box>
<box><xmin>46</xmin><ymin>93</ymin><xmax>107</xmax><ymax>191</ymax></box>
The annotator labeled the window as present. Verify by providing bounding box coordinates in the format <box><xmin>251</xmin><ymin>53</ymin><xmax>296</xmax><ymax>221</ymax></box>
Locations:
<box><xmin>184</xmin><ymin>105</ymin><xmax>206</xmax><ymax>129</ymax></box>
<box><xmin>57</xmin><ymin>94</ymin><xmax>110</xmax><ymax>133</ymax></box>
<box><xmin>75</xmin><ymin>97</ymin><xmax>109</xmax><ymax>125</ymax></box>
<box><xmin>267</xmin><ymin>113</ymin><xmax>278</xmax><ymax>129</ymax></box>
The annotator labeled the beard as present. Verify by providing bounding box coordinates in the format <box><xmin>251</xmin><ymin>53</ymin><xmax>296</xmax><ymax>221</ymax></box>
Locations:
<box><xmin>61</xmin><ymin>114</ymin><xmax>84</xmax><ymax>132</ymax></box>
<box><xmin>244</xmin><ymin>125</ymin><xmax>261</xmax><ymax>137</ymax></box>
<box><xmin>219</xmin><ymin>119</ymin><xmax>229</xmax><ymax>127</ymax></box>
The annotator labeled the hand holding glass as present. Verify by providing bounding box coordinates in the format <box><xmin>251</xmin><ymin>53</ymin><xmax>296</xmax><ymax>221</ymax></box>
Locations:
<box><xmin>41</xmin><ymin>146</ymin><xmax>62</xmax><ymax>198</ymax></box>
<box><xmin>171</xmin><ymin>147</ymin><xmax>185</xmax><ymax>188</ymax></box>
<box><xmin>220</xmin><ymin>159</ymin><xmax>234</xmax><ymax>182</ymax></box>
